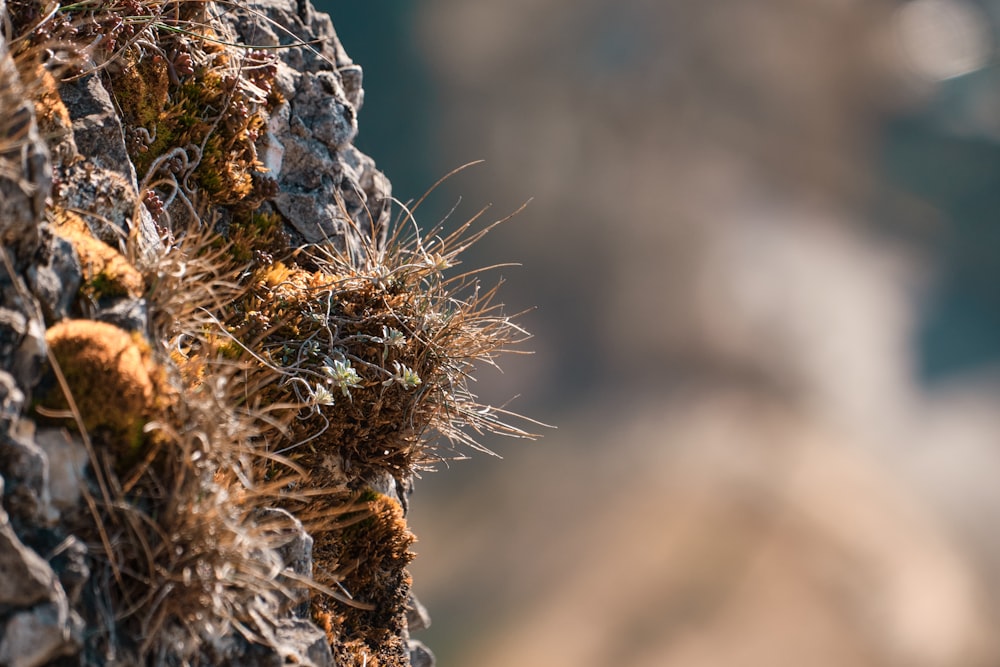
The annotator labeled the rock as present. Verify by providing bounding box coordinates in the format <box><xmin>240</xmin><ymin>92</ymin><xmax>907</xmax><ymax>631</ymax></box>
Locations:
<box><xmin>94</xmin><ymin>297</ymin><xmax>148</xmax><ymax>333</ymax></box>
<box><xmin>0</xmin><ymin>480</ymin><xmax>58</xmax><ymax>609</ymax></box>
<box><xmin>0</xmin><ymin>264</ymin><xmax>48</xmax><ymax>392</ymax></box>
<box><xmin>0</xmin><ymin>307</ymin><xmax>29</xmax><ymax>373</ymax></box>
<box><xmin>0</xmin><ymin>598</ymin><xmax>79</xmax><ymax>667</ymax></box>
<box><xmin>0</xmin><ymin>30</ymin><xmax>50</xmax><ymax>267</ymax></box>
<box><xmin>406</xmin><ymin>592</ymin><xmax>432</xmax><ymax>633</ymax></box>
<box><xmin>54</xmin><ymin>159</ymin><xmax>163</xmax><ymax>270</ymax></box>
<box><xmin>0</xmin><ymin>424</ymin><xmax>56</xmax><ymax>527</ymax></box>
<box><xmin>27</xmin><ymin>231</ymin><xmax>82</xmax><ymax>323</ymax></box>
<box><xmin>254</xmin><ymin>507</ymin><xmax>313</xmax><ymax>616</ymax></box>
<box><xmin>268</xmin><ymin>508</ymin><xmax>313</xmax><ymax>579</ymax></box>
<box><xmin>48</xmin><ymin>535</ymin><xmax>89</xmax><ymax>606</ymax></box>
<box><xmin>221</xmin><ymin>0</ymin><xmax>391</xmax><ymax>260</ymax></box>
<box><xmin>202</xmin><ymin>616</ymin><xmax>333</xmax><ymax>667</ymax></box>
<box><xmin>408</xmin><ymin>639</ymin><xmax>435</xmax><ymax>667</ymax></box>
<box><xmin>54</xmin><ymin>162</ymin><xmax>141</xmax><ymax>248</ymax></box>
<box><xmin>10</xmin><ymin>311</ymin><xmax>46</xmax><ymax>393</ymax></box>
<box><xmin>0</xmin><ymin>370</ymin><xmax>24</xmax><ymax>428</ymax></box>
<box><xmin>58</xmin><ymin>74</ymin><xmax>135</xmax><ymax>186</ymax></box>
<box><xmin>272</xmin><ymin>617</ymin><xmax>334</xmax><ymax>667</ymax></box>
<box><xmin>34</xmin><ymin>429</ymin><xmax>87</xmax><ymax>512</ymax></box>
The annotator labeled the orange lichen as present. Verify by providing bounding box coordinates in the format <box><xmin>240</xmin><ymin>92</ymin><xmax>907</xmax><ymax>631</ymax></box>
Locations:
<box><xmin>52</xmin><ymin>208</ymin><xmax>145</xmax><ymax>301</ymax></box>
<box><xmin>312</xmin><ymin>491</ymin><xmax>415</xmax><ymax>667</ymax></box>
<box><xmin>31</xmin><ymin>65</ymin><xmax>74</xmax><ymax>154</ymax></box>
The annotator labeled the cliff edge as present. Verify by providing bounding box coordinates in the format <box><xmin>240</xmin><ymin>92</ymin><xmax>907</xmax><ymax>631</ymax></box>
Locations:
<box><xmin>0</xmin><ymin>1</ymin><xmax>528</xmax><ymax>665</ymax></box>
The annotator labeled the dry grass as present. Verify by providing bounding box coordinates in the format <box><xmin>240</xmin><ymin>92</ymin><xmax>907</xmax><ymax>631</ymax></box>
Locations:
<box><xmin>3</xmin><ymin>1</ymin><xmax>537</xmax><ymax>664</ymax></box>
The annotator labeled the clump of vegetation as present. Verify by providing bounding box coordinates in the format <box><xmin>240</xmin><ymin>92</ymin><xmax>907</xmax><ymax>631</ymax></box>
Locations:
<box><xmin>4</xmin><ymin>0</ymin><xmax>536</xmax><ymax>664</ymax></box>
<box><xmin>233</xmin><ymin>204</ymin><xmax>534</xmax><ymax>484</ymax></box>
<box><xmin>313</xmin><ymin>490</ymin><xmax>416</xmax><ymax>667</ymax></box>
<box><xmin>39</xmin><ymin>319</ymin><xmax>161</xmax><ymax>460</ymax></box>
<box><xmin>34</xmin><ymin>227</ymin><xmax>315</xmax><ymax>663</ymax></box>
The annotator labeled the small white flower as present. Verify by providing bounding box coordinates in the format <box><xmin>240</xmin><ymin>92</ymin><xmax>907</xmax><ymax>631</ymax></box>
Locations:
<box><xmin>310</xmin><ymin>383</ymin><xmax>336</xmax><ymax>406</ymax></box>
<box><xmin>321</xmin><ymin>357</ymin><xmax>363</xmax><ymax>397</ymax></box>
<box><xmin>383</xmin><ymin>361</ymin><xmax>421</xmax><ymax>389</ymax></box>
<box><xmin>427</xmin><ymin>252</ymin><xmax>451</xmax><ymax>271</ymax></box>
<box><xmin>380</xmin><ymin>326</ymin><xmax>407</xmax><ymax>348</ymax></box>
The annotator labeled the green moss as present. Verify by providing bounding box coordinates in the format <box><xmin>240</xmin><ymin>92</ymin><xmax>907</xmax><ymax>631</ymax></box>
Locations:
<box><xmin>225</xmin><ymin>209</ymin><xmax>288</xmax><ymax>264</ymax></box>
<box><xmin>88</xmin><ymin>271</ymin><xmax>130</xmax><ymax>300</ymax></box>
<box><xmin>216</xmin><ymin>339</ymin><xmax>243</xmax><ymax>360</ymax></box>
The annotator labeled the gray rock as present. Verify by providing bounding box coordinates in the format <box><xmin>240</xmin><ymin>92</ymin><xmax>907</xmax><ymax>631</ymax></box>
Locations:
<box><xmin>0</xmin><ymin>294</ymin><xmax>47</xmax><ymax>395</ymax></box>
<box><xmin>34</xmin><ymin>429</ymin><xmax>87</xmax><ymax>512</ymax></box>
<box><xmin>406</xmin><ymin>592</ymin><xmax>432</xmax><ymax>633</ymax></box>
<box><xmin>8</xmin><ymin>309</ymin><xmax>46</xmax><ymax>401</ymax></box>
<box><xmin>54</xmin><ymin>160</ymin><xmax>163</xmax><ymax>269</ymax></box>
<box><xmin>289</xmin><ymin>71</ymin><xmax>358</xmax><ymax>150</ymax></box>
<box><xmin>220</xmin><ymin>0</ymin><xmax>391</xmax><ymax>261</ymax></box>
<box><xmin>27</xmin><ymin>231</ymin><xmax>81</xmax><ymax>323</ymax></box>
<box><xmin>267</xmin><ymin>617</ymin><xmax>334</xmax><ymax>667</ymax></box>
<box><xmin>0</xmin><ymin>307</ymin><xmax>28</xmax><ymax>371</ymax></box>
<box><xmin>58</xmin><ymin>74</ymin><xmax>135</xmax><ymax>186</ymax></box>
<box><xmin>48</xmin><ymin>535</ymin><xmax>89</xmax><ymax>606</ymax></box>
<box><xmin>0</xmin><ymin>424</ymin><xmax>57</xmax><ymax>527</ymax></box>
<box><xmin>94</xmin><ymin>297</ymin><xmax>148</xmax><ymax>333</ymax></box>
<box><xmin>409</xmin><ymin>639</ymin><xmax>436</xmax><ymax>667</ymax></box>
<box><xmin>0</xmin><ymin>598</ymin><xmax>79</xmax><ymax>667</ymax></box>
<box><xmin>0</xmin><ymin>370</ymin><xmax>23</xmax><ymax>427</ymax></box>
<box><xmin>253</xmin><ymin>507</ymin><xmax>313</xmax><ymax>616</ymax></box>
<box><xmin>0</xmin><ymin>481</ymin><xmax>58</xmax><ymax>609</ymax></box>
<box><xmin>0</xmin><ymin>31</ymin><xmax>50</xmax><ymax>267</ymax></box>
<box><xmin>271</xmin><ymin>508</ymin><xmax>313</xmax><ymax>580</ymax></box>
<box><xmin>201</xmin><ymin>616</ymin><xmax>332</xmax><ymax>667</ymax></box>
<box><xmin>54</xmin><ymin>162</ymin><xmax>139</xmax><ymax>248</ymax></box>
<box><xmin>218</xmin><ymin>0</ymin><xmax>352</xmax><ymax>73</ymax></box>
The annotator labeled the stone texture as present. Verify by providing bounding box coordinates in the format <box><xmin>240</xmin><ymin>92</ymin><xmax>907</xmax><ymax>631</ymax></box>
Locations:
<box><xmin>54</xmin><ymin>162</ymin><xmax>140</xmax><ymax>248</ymax></box>
<box><xmin>0</xmin><ymin>425</ymin><xmax>56</xmax><ymax>527</ymax></box>
<box><xmin>409</xmin><ymin>639</ymin><xmax>436</xmax><ymax>667</ymax></box>
<box><xmin>221</xmin><ymin>0</ymin><xmax>392</xmax><ymax>261</ymax></box>
<box><xmin>26</xmin><ymin>231</ymin><xmax>82</xmax><ymax>323</ymax></box>
<box><xmin>48</xmin><ymin>535</ymin><xmax>89</xmax><ymax>606</ymax></box>
<box><xmin>255</xmin><ymin>507</ymin><xmax>314</xmax><ymax>615</ymax></box>
<box><xmin>34</xmin><ymin>429</ymin><xmax>87</xmax><ymax>512</ymax></box>
<box><xmin>406</xmin><ymin>592</ymin><xmax>432</xmax><ymax>633</ymax></box>
<box><xmin>0</xmin><ymin>599</ymin><xmax>80</xmax><ymax>667</ymax></box>
<box><xmin>58</xmin><ymin>74</ymin><xmax>134</xmax><ymax>184</ymax></box>
<box><xmin>0</xmin><ymin>370</ymin><xmax>23</xmax><ymax>428</ymax></box>
<box><xmin>93</xmin><ymin>297</ymin><xmax>148</xmax><ymax>333</ymax></box>
<box><xmin>0</xmin><ymin>479</ymin><xmax>58</xmax><ymax>609</ymax></box>
<box><xmin>197</xmin><ymin>616</ymin><xmax>334</xmax><ymax>667</ymax></box>
<box><xmin>0</xmin><ymin>30</ymin><xmax>50</xmax><ymax>268</ymax></box>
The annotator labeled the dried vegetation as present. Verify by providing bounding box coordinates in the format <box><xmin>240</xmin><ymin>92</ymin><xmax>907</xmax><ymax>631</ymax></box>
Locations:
<box><xmin>3</xmin><ymin>0</ymin><xmax>534</xmax><ymax>663</ymax></box>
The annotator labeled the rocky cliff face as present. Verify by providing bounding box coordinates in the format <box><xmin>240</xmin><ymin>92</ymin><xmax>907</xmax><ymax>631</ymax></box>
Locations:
<box><xmin>0</xmin><ymin>1</ymin><xmax>525</xmax><ymax>665</ymax></box>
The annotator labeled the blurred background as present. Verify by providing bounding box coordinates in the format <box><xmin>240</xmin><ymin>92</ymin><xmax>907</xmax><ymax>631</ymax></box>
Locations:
<box><xmin>322</xmin><ymin>1</ymin><xmax>1000</xmax><ymax>665</ymax></box>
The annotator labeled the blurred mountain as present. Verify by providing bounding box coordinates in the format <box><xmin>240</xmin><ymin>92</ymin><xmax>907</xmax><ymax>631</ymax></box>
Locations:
<box><xmin>322</xmin><ymin>1</ymin><xmax>1000</xmax><ymax>665</ymax></box>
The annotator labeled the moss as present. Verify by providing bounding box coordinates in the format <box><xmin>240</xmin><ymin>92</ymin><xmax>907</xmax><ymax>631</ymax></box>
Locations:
<box><xmin>312</xmin><ymin>491</ymin><xmax>415</xmax><ymax>667</ymax></box>
<box><xmin>39</xmin><ymin>320</ymin><xmax>160</xmax><ymax>461</ymax></box>
<box><xmin>112</xmin><ymin>46</ymin><xmax>171</xmax><ymax>137</ymax></box>
<box><xmin>109</xmin><ymin>44</ymin><xmax>276</xmax><ymax>211</ymax></box>
<box><xmin>229</xmin><ymin>260</ymin><xmax>435</xmax><ymax>479</ymax></box>
<box><xmin>226</xmin><ymin>209</ymin><xmax>289</xmax><ymax>264</ymax></box>
<box><xmin>52</xmin><ymin>208</ymin><xmax>144</xmax><ymax>302</ymax></box>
